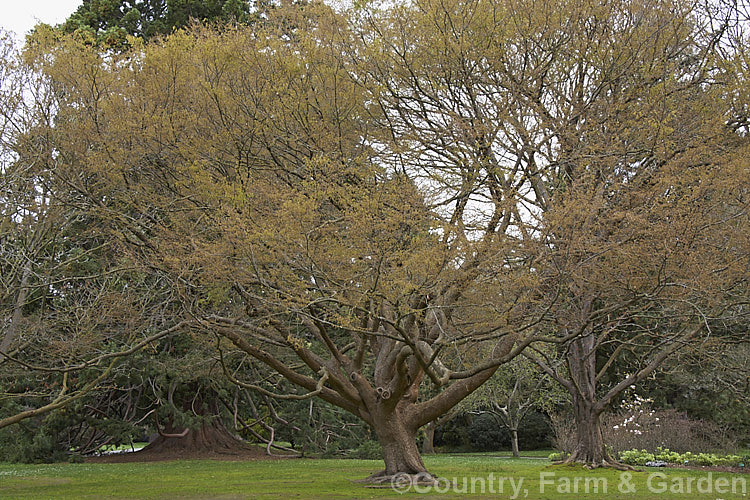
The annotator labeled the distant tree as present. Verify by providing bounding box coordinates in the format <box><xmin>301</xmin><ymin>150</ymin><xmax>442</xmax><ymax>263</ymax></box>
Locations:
<box><xmin>59</xmin><ymin>0</ymin><xmax>256</xmax><ymax>47</ymax></box>
<box><xmin>461</xmin><ymin>357</ymin><xmax>566</xmax><ymax>457</ymax></box>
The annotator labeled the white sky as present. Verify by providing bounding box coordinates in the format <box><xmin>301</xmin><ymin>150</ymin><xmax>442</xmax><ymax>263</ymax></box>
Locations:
<box><xmin>1</xmin><ymin>0</ymin><xmax>81</xmax><ymax>41</ymax></box>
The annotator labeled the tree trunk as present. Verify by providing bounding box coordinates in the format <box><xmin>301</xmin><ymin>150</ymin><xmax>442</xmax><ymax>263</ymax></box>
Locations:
<box><xmin>562</xmin><ymin>333</ymin><xmax>628</xmax><ymax>469</ymax></box>
<box><xmin>363</xmin><ymin>407</ymin><xmax>432</xmax><ymax>483</ymax></box>
<box><xmin>376</xmin><ymin>420</ymin><xmax>427</xmax><ymax>476</ymax></box>
<box><xmin>144</xmin><ymin>415</ymin><xmax>244</xmax><ymax>456</ymax></box>
<box><xmin>140</xmin><ymin>395</ymin><xmax>250</xmax><ymax>458</ymax></box>
<box><xmin>1</xmin><ymin>263</ymin><xmax>31</xmax><ymax>356</ymax></box>
<box><xmin>422</xmin><ymin>421</ymin><xmax>436</xmax><ymax>454</ymax></box>
<box><xmin>565</xmin><ymin>398</ymin><xmax>611</xmax><ymax>465</ymax></box>
<box><xmin>510</xmin><ymin>428</ymin><xmax>519</xmax><ymax>458</ymax></box>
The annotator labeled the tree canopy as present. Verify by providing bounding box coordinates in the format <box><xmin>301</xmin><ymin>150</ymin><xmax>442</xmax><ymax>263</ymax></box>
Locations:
<box><xmin>1</xmin><ymin>0</ymin><xmax>749</xmax><ymax>477</ymax></box>
<box><xmin>60</xmin><ymin>0</ymin><xmax>256</xmax><ymax>47</ymax></box>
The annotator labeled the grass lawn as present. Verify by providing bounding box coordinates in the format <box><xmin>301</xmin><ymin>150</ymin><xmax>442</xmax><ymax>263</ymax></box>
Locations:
<box><xmin>0</xmin><ymin>455</ymin><xmax>747</xmax><ymax>499</ymax></box>
<box><xmin>443</xmin><ymin>449</ymin><xmax>555</xmax><ymax>458</ymax></box>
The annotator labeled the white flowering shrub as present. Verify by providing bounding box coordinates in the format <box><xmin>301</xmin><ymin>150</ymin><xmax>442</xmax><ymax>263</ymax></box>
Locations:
<box><xmin>550</xmin><ymin>389</ymin><xmax>732</xmax><ymax>457</ymax></box>
<box><xmin>603</xmin><ymin>389</ymin><xmax>729</xmax><ymax>454</ymax></box>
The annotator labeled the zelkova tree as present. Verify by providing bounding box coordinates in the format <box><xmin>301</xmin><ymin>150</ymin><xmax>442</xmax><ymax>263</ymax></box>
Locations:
<box><xmin>354</xmin><ymin>0</ymin><xmax>750</xmax><ymax>468</ymax></box>
<box><xmin>505</xmin><ymin>0</ymin><xmax>750</xmax><ymax>467</ymax></box>
<box><xmin>31</xmin><ymin>6</ymin><xmax>548</xmax><ymax>480</ymax></box>
<box><xmin>10</xmin><ymin>0</ymin><xmax>749</xmax><ymax>475</ymax></box>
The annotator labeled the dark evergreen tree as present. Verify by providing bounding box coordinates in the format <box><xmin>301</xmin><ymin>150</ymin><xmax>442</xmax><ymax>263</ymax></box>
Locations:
<box><xmin>60</xmin><ymin>0</ymin><xmax>255</xmax><ymax>47</ymax></box>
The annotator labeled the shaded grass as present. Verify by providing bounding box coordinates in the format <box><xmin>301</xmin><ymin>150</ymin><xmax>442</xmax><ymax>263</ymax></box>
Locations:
<box><xmin>440</xmin><ymin>449</ymin><xmax>554</xmax><ymax>458</ymax></box>
<box><xmin>0</xmin><ymin>455</ymin><xmax>747</xmax><ymax>499</ymax></box>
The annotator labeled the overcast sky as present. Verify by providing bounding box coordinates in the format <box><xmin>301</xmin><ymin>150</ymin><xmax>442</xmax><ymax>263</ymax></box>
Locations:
<box><xmin>1</xmin><ymin>0</ymin><xmax>81</xmax><ymax>42</ymax></box>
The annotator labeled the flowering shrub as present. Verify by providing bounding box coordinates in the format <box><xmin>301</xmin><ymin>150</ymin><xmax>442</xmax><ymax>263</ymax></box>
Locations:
<box><xmin>603</xmin><ymin>393</ymin><xmax>654</xmax><ymax>452</ymax></box>
<box><xmin>550</xmin><ymin>390</ymin><xmax>734</xmax><ymax>458</ymax></box>
<box><xmin>603</xmin><ymin>390</ymin><xmax>729</xmax><ymax>454</ymax></box>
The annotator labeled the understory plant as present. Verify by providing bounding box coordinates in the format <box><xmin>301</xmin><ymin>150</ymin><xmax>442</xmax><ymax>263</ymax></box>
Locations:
<box><xmin>618</xmin><ymin>447</ymin><xmax>748</xmax><ymax>468</ymax></box>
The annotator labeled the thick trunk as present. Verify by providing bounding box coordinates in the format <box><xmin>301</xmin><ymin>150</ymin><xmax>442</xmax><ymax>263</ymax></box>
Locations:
<box><xmin>510</xmin><ymin>428</ymin><xmax>519</xmax><ymax>458</ymax></box>
<box><xmin>421</xmin><ymin>421</ymin><xmax>436</xmax><ymax>454</ymax></box>
<box><xmin>143</xmin><ymin>414</ymin><xmax>244</xmax><ymax>455</ymax></box>
<box><xmin>564</xmin><ymin>396</ymin><xmax>631</xmax><ymax>469</ymax></box>
<box><xmin>562</xmin><ymin>390</ymin><xmax>630</xmax><ymax>469</ymax></box>
<box><xmin>566</xmin><ymin>399</ymin><xmax>609</xmax><ymax>464</ymax></box>
<box><xmin>140</xmin><ymin>395</ymin><xmax>248</xmax><ymax>457</ymax></box>
<box><xmin>562</xmin><ymin>334</ymin><xmax>628</xmax><ymax>469</ymax></box>
<box><xmin>376</xmin><ymin>419</ymin><xmax>427</xmax><ymax>476</ymax></box>
<box><xmin>362</xmin><ymin>406</ymin><xmax>432</xmax><ymax>483</ymax></box>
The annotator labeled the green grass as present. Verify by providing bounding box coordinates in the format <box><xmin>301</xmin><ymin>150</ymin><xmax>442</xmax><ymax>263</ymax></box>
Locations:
<box><xmin>0</xmin><ymin>455</ymin><xmax>747</xmax><ymax>499</ymax></box>
<box><xmin>442</xmin><ymin>449</ymin><xmax>554</xmax><ymax>458</ymax></box>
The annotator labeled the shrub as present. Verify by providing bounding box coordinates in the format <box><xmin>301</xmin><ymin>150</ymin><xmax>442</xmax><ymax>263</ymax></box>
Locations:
<box><xmin>0</xmin><ymin>419</ymin><xmax>70</xmax><ymax>463</ymax></box>
<box><xmin>619</xmin><ymin>449</ymin><xmax>655</xmax><ymax>466</ymax></box>
<box><xmin>347</xmin><ymin>440</ymin><xmax>383</xmax><ymax>460</ymax></box>
<box><xmin>618</xmin><ymin>447</ymin><xmax>747</xmax><ymax>467</ymax></box>
<box><xmin>604</xmin><ymin>408</ymin><xmax>728</xmax><ymax>454</ymax></box>
<box><xmin>548</xmin><ymin>412</ymin><xmax>577</xmax><ymax>455</ymax></box>
<box><xmin>0</xmin><ymin>399</ymin><xmax>82</xmax><ymax>463</ymax></box>
<box><xmin>550</xmin><ymin>392</ymin><xmax>732</xmax><ymax>457</ymax></box>
<box><xmin>518</xmin><ymin>411</ymin><xmax>554</xmax><ymax>450</ymax></box>
<box><xmin>434</xmin><ymin>413</ymin><xmax>472</xmax><ymax>450</ymax></box>
<box><xmin>467</xmin><ymin>413</ymin><xmax>509</xmax><ymax>451</ymax></box>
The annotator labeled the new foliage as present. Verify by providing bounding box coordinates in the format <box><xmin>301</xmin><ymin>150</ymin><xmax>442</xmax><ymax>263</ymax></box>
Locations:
<box><xmin>1</xmin><ymin>0</ymin><xmax>748</xmax><ymax>474</ymax></box>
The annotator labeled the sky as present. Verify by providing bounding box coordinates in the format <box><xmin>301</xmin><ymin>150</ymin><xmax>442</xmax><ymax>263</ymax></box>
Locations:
<box><xmin>1</xmin><ymin>0</ymin><xmax>81</xmax><ymax>41</ymax></box>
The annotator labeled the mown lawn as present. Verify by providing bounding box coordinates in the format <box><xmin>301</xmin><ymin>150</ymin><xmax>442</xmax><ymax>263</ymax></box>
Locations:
<box><xmin>0</xmin><ymin>455</ymin><xmax>747</xmax><ymax>499</ymax></box>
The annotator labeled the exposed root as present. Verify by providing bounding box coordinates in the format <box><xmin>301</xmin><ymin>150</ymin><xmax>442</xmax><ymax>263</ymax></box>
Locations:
<box><xmin>355</xmin><ymin>470</ymin><xmax>438</xmax><ymax>488</ymax></box>
<box><xmin>562</xmin><ymin>453</ymin><xmax>635</xmax><ymax>471</ymax></box>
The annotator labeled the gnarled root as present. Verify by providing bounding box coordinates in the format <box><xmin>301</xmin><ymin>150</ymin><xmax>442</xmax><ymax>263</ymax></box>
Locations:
<box><xmin>562</xmin><ymin>452</ymin><xmax>635</xmax><ymax>471</ymax></box>
<box><xmin>355</xmin><ymin>470</ymin><xmax>438</xmax><ymax>488</ymax></box>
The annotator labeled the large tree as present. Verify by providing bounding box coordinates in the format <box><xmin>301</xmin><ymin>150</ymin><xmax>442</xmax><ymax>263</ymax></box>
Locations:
<box><xmin>4</xmin><ymin>0</ymin><xmax>748</xmax><ymax>476</ymax></box>
<box><xmin>22</xmin><ymin>5</ymin><xmax>546</xmax><ymax>480</ymax></box>
<box><xmin>354</xmin><ymin>0</ymin><xmax>750</xmax><ymax>468</ymax></box>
